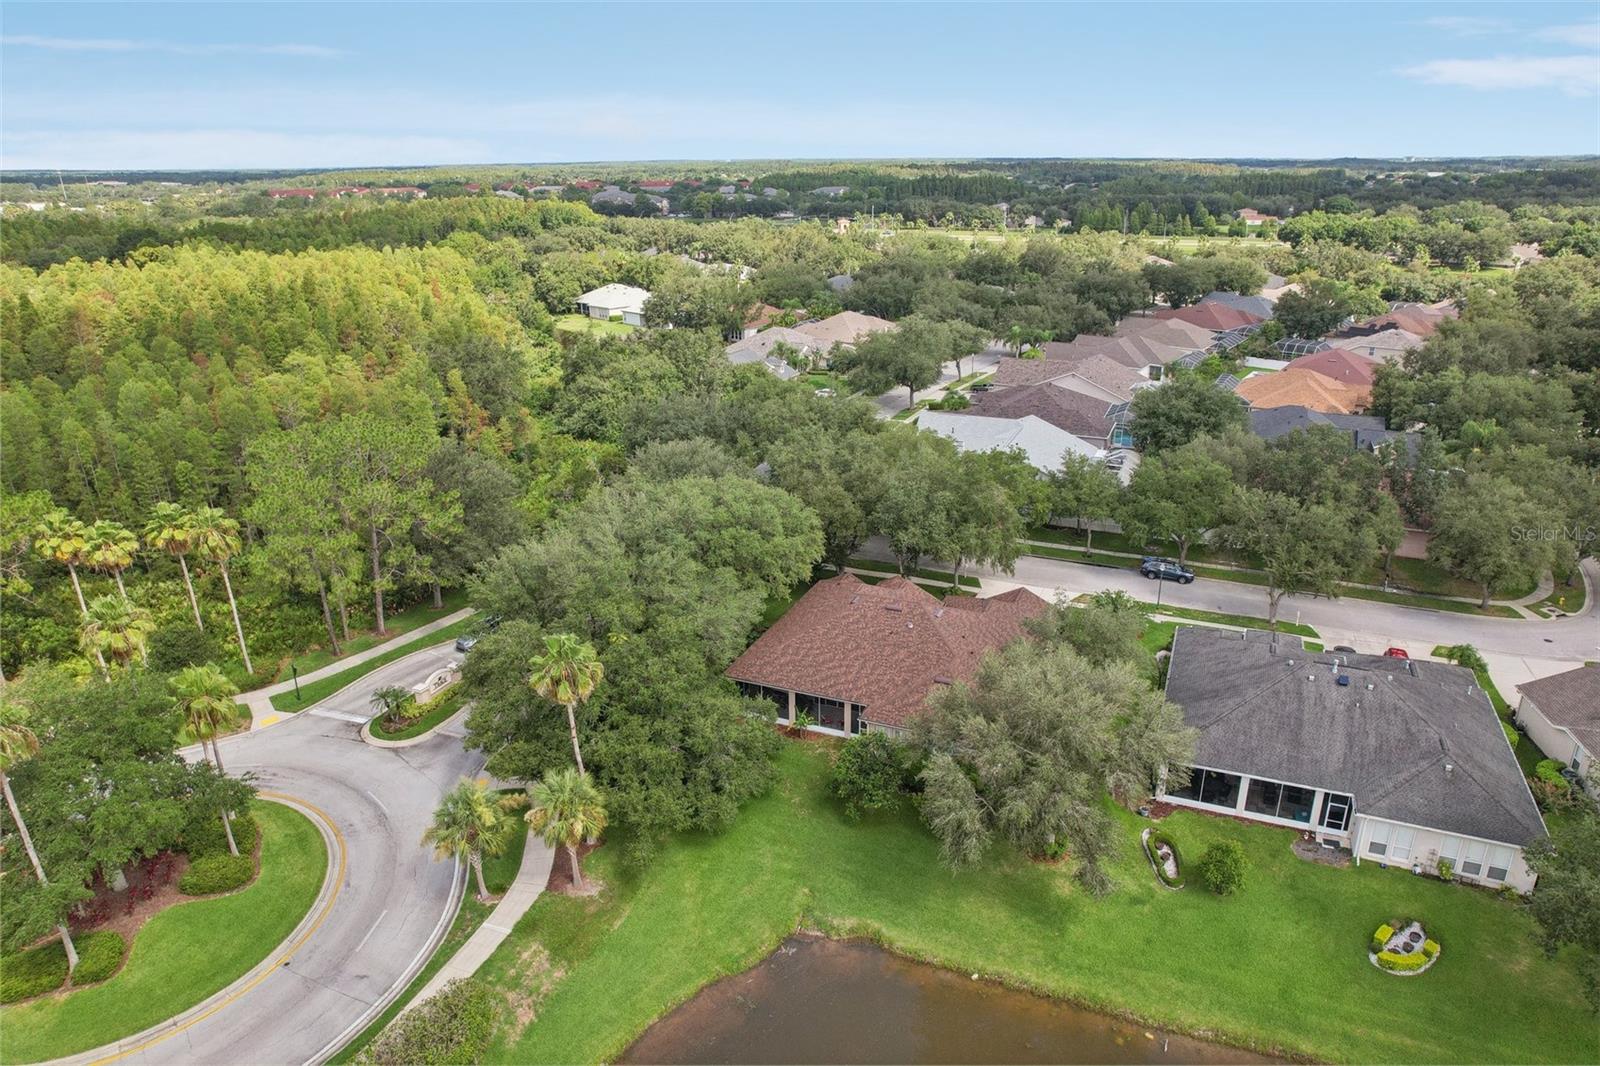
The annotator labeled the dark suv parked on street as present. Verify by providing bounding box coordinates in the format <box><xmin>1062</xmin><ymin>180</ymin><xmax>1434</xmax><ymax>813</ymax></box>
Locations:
<box><xmin>1139</xmin><ymin>556</ymin><xmax>1195</xmax><ymax>584</ymax></box>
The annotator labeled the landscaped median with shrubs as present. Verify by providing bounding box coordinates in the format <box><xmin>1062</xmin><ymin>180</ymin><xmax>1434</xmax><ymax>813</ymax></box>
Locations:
<box><xmin>0</xmin><ymin>931</ymin><xmax>127</xmax><ymax>1004</ymax></box>
<box><xmin>0</xmin><ymin>801</ymin><xmax>326</xmax><ymax>1063</ymax></box>
<box><xmin>366</xmin><ymin>687</ymin><xmax>468</xmax><ymax>742</ymax></box>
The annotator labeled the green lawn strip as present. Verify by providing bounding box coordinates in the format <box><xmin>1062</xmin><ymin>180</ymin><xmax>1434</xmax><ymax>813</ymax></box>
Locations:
<box><xmin>271</xmin><ymin>591</ymin><xmax>469</xmax><ymax>683</ymax></box>
<box><xmin>368</xmin><ymin>690</ymin><xmax>468</xmax><ymax>742</ymax></box>
<box><xmin>843</xmin><ymin>558</ymin><xmax>981</xmax><ymax>588</ymax></box>
<box><xmin>1335</xmin><ymin>584</ymin><xmax>1523</xmax><ymax>618</ymax></box>
<box><xmin>1138</xmin><ymin>620</ymin><xmax>1177</xmax><ymax>655</ymax></box>
<box><xmin>890</xmin><ymin>401</ymin><xmax>928</xmax><ymax>421</ymax></box>
<box><xmin>1</xmin><ymin>801</ymin><xmax>326</xmax><ymax>1062</ymax></box>
<box><xmin>1531</xmin><ymin>579</ymin><xmax>1587</xmax><ymax>617</ymax></box>
<box><xmin>947</xmin><ymin>370</ymin><xmax>994</xmax><ymax>391</ymax></box>
<box><xmin>330</xmin><ymin>824</ymin><xmax>527</xmax><ymax>1064</ymax></box>
<box><xmin>553</xmin><ymin>313</ymin><xmax>634</xmax><ymax>338</ymax></box>
<box><xmin>270</xmin><ymin>618</ymin><xmax>477</xmax><ymax>713</ymax></box>
<box><xmin>1119</xmin><ymin>600</ymin><xmax>1319</xmax><ymax>639</ymax></box>
<box><xmin>476</xmin><ymin>746</ymin><xmax>1595</xmax><ymax>1065</ymax></box>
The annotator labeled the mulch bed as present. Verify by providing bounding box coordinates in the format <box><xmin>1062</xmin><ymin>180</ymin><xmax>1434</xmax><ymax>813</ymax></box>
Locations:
<box><xmin>545</xmin><ymin>840</ymin><xmax>603</xmax><ymax>895</ymax></box>
<box><xmin>773</xmin><ymin>724</ymin><xmax>835</xmax><ymax>743</ymax></box>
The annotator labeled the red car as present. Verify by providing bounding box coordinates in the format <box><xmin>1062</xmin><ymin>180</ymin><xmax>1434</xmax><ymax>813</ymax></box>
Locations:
<box><xmin>1383</xmin><ymin>647</ymin><xmax>1409</xmax><ymax>659</ymax></box>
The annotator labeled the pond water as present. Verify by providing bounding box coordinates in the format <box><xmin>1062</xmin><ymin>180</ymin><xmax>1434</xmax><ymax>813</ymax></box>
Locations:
<box><xmin>620</xmin><ymin>936</ymin><xmax>1279</xmax><ymax>1065</ymax></box>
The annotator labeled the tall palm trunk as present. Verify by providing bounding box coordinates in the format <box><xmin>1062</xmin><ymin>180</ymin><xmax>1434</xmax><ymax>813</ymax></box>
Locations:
<box><xmin>66</xmin><ymin>563</ymin><xmax>88</xmax><ymax>616</ymax></box>
<box><xmin>205</xmin><ymin>740</ymin><xmax>239</xmax><ymax>857</ymax></box>
<box><xmin>177</xmin><ymin>555</ymin><xmax>204</xmax><ymax>630</ymax></box>
<box><xmin>219</xmin><ymin>561</ymin><xmax>253</xmax><ymax>675</ymax></box>
<box><xmin>472</xmin><ymin>852</ymin><xmax>488</xmax><ymax>899</ymax></box>
<box><xmin>2</xmin><ymin>773</ymin><xmax>79</xmax><ymax>971</ymax></box>
<box><xmin>566</xmin><ymin>843</ymin><xmax>584</xmax><ymax>890</ymax></box>
<box><xmin>113</xmin><ymin>570</ymin><xmax>129</xmax><ymax>603</ymax></box>
<box><xmin>432</xmin><ymin>582</ymin><xmax>443</xmax><ymax>609</ymax></box>
<box><xmin>564</xmin><ymin>702</ymin><xmax>586</xmax><ymax>775</ymax></box>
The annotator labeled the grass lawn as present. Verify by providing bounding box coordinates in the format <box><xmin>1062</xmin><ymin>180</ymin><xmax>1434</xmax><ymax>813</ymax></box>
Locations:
<box><xmin>1</xmin><ymin>801</ymin><xmax>326</xmax><ymax>1062</ymax></box>
<box><xmin>330</xmin><ymin>825</ymin><xmax>528</xmax><ymax>1063</ymax></box>
<box><xmin>270</xmin><ymin>617</ymin><xmax>477</xmax><ymax>713</ymax></box>
<box><xmin>553</xmin><ymin>313</ymin><xmax>634</xmax><ymax>338</ymax></box>
<box><xmin>1090</xmin><ymin>596</ymin><xmax>1319</xmax><ymax>639</ymax></box>
<box><xmin>1138</xmin><ymin>619</ymin><xmax>1177</xmax><ymax>655</ymax></box>
<box><xmin>270</xmin><ymin>591</ymin><xmax>469</xmax><ymax>684</ymax></box>
<box><xmin>473</xmin><ymin>745</ymin><xmax>1596</xmax><ymax>1065</ymax></box>
<box><xmin>367</xmin><ymin>689</ymin><xmax>468</xmax><ymax>741</ymax></box>
<box><xmin>1532</xmin><ymin>578</ymin><xmax>1587</xmax><ymax>617</ymax></box>
<box><xmin>890</xmin><ymin>401</ymin><xmax>928</xmax><ymax>421</ymax></box>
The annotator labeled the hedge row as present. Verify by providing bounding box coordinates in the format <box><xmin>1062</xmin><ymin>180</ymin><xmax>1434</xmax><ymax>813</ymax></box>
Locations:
<box><xmin>184</xmin><ymin>811</ymin><xmax>260</xmax><ymax>860</ymax></box>
<box><xmin>179</xmin><ymin>852</ymin><xmax>255</xmax><ymax>896</ymax></box>
<box><xmin>356</xmin><ymin>978</ymin><xmax>497</xmax><ymax>1065</ymax></box>
<box><xmin>0</xmin><ymin>931</ymin><xmax>126</xmax><ymax>1004</ymax></box>
<box><xmin>1377</xmin><ymin>948</ymin><xmax>1433</xmax><ymax>972</ymax></box>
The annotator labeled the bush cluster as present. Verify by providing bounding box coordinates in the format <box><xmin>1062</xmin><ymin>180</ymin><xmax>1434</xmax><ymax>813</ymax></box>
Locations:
<box><xmin>829</xmin><ymin>732</ymin><xmax>907</xmax><ymax>819</ymax></box>
<box><xmin>1197</xmin><ymin>839</ymin><xmax>1247</xmax><ymax>895</ymax></box>
<box><xmin>71</xmin><ymin>931</ymin><xmax>128</xmax><ymax>985</ymax></box>
<box><xmin>1147</xmin><ymin>831</ymin><xmax>1185</xmax><ymax>888</ymax></box>
<box><xmin>183</xmin><ymin>811</ymin><xmax>259</xmax><ymax>860</ymax></box>
<box><xmin>0</xmin><ymin>941</ymin><xmax>69</xmax><ymax>1003</ymax></box>
<box><xmin>357</xmin><ymin>978</ymin><xmax>498</xmax><ymax>1065</ymax></box>
<box><xmin>1371</xmin><ymin>923</ymin><xmax>1395</xmax><ymax>953</ymax></box>
<box><xmin>1501</xmin><ymin>721</ymin><xmax>1520</xmax><ymax>749</ymax></box>
<box><xmin>1376</xmin><ymin>948</ymin><xmax>1434</xmax><ymax>972</ymax></box>
<box><xmin>179</xmin><ymin>852</ymin><xmax>255</xmax><ymax>896</ymax></box>
<box><xmin>928</xmin><ymin>392</ymin><xmax>971</xmax><ymax>411</ymax></box>
<box><xmin>1534</xmin><ymin>760</ymin><xmax>1571</xmax><ymax>789</ymax></box>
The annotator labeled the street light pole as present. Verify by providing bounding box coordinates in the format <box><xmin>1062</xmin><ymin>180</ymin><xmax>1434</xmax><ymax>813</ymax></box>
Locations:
<box><xmin>292</xmin><ymin>664</ymin><xmax>301</xmax><ymax>701</ymax></box>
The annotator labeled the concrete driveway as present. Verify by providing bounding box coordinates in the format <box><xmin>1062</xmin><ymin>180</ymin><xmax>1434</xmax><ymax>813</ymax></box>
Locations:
<box><xmin>871</xmin><ymin>346</ymin><xmax>1004</xmax><ymax>419</ymax></box>
<box><xmin>50</xmin><ymin>645</ymin><xmax>484</xmax><ymax>1066</ymax></box>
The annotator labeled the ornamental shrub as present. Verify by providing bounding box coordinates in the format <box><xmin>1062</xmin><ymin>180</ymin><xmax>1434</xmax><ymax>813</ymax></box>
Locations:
<box><xmin>1423</xmin><ymin>939</ymin><xmax>1440</xmax><ymax>959</ymax></box>
<box><xmin>1437</xmin><ymin>858</ymin><xmax>1455</xmax><ymax>882</ymax></box>
<box><xmin>1501</xmin><ymin>721</ymin><xmax>1519</xmax><ymax>749</ymax></box>
<box><xmin>830</xmin><ymin>732</ymin><xmax>906</xmax><ymax>819</ymax></box>
<box><xmin>0</xmin><ymin>942</ymin><xmax>68</xmax><ymax>1003</ymax></box>
<box><xmin>71</xmin><ymin>931</ymin><xmax>127</xmax><ymax>985</ymax></box>
<box><xmin>1197</xmin><ymin>839</ymin><xmax>1247</xmax><ymax>896</ymax></box>
<box><xmin>1372</xmin><ymin>923</ymin><xmax>1395</xmax><ymax>952</ymax></box>
<box><xmin>183</xmin><ymin>811</ymin><xmax>259</xmax><ymax>859</ymax></box>
<box><xmin>1534</xmin><ymin>760</ymin><xmax>1570</xmax><ymax>789</ymax></box>
<box><xmin>1377</xmin><ymin>950</ymin><xmax>1431</xmax><ymax>972</ymax></box>
<box><xmin>1148</xmin><ymin>831</ymin><xmax>1185</xmax><ymax>888</ymax></box>
<box><xmin>357</xmin><ymin>978</ymin><xmax>497</xmax><ymax>1065</ymax></box>
<box><xmin>179</xmin><ymin>852</ymin><xmax>255</xmax><ymax>896</ymax></box>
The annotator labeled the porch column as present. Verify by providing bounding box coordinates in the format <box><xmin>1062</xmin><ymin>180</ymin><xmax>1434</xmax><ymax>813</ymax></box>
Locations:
<box><xmin>785</xmin><ymin>690</ymin><xmax>796</xmax><ymax>725</ymax></box>
<box><xmin>844</xmin><ymin>702</ymin><xmax>854</xmax><ymax>735</ymax></box>
<box><xmin>1233</xmin><ymin>774</ymin><xmax>1251</xmax><ymax>814</ymax></box>
<box><xmin>1309</xmin><ymin>789</ymin><xmax>1326</xmax><ymax>830</ymax></box>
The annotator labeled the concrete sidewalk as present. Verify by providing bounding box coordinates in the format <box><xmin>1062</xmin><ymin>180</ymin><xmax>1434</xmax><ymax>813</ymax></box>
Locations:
<box><xmin>401</xmin><ymin>828</ymin><xmax>555</xmax><ymax>1014</ymax></box>
<box><xmin>236</xmin><ymin>608</ymin><xmax>475</xmax><ymax>728</ymax></box>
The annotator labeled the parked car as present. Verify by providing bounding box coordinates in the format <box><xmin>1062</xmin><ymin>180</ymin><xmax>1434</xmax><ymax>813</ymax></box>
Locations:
<box><xmin>1332</xmin><ymin>645</ymin><xmax>1356</xmax><ymax>653</ymax></box>
<box><xmin>1383</xmin><ymin>647</ymin><xmax>1409</xmax><ymax>659</ymax></box>
<box><xmin>971</xmin><ymin>382</ymin><xmax>995</xmax><ymax>393</ymax></box>
<box><xmin>454</xmin><ymin>614</ymin><xmax>502</xmax><ymax>653</ymax></box>
<box><xmin>1139</xmin><ymin>556</ymin><xmax>1194</xmax><ymax>584</ymax></box>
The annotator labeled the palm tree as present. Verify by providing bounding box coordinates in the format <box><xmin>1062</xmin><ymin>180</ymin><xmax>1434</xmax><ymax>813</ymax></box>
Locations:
<box><xmin>422</xmin><ymin>779</ymin><xmax>519</xmax><ymax>900</ymax></box>
<box><xmin>369</xmin><ymin>685</ymin><xmax>412</xmax><ymax>723</ymax></box>
<box><xmin>189</xmin><ymin>506</ymin><xmax>252</xmax><ymax>676</ymax></box>
<box><xmin>80</xmin><ymin>595</ymin><xmax>154</xmax><ymax>678</ymax></box>
<box><xmin>34</xmin><ymin>509</ymin><xmax>92</xmax><ymax>617</ymax></box>
<box><xmin>1005</xmin><ymin>323</ymin><xmax>1026</xmax><ymax>357</ymax></box>
<box><xmin>525</xmin><ymin>767</ymin><xmax>607</xmax><ymax>892</ymax></box>
<box><xmin>0</xmin><ymin>722</ymin><xmax>79</xmax><ymax>972</ymax></box>
<box><xmin>85</xmin><ymin>520</ymin><xmax>139</xmax><ymax>603</ymax></box>
<box><xmin>145</xmin><ymin>503</ymin><xmax>204</xmax><ymax>631</ymax></box>
<box><xmin>527</xmin><ymin>634</ymin><xmax>604</xmax><ymax>776</ymax></box>
<box><xmin>170</xmin><ymin>664</ymin><xmax>242</xmax><ymax>856</ymax></box>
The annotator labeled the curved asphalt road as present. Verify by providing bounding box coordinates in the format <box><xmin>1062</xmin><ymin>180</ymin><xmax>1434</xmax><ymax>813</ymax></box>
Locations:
<box><xmin>49</xmin><ymin>641</ymin><xmax>482</xmax><ymax>1066</ymax></box>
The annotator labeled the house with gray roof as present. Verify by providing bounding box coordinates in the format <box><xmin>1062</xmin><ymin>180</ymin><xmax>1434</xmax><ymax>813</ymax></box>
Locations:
<box><xmin>723</xmin><ymin>327</ymin><xmax>822</xmax><ymax>380</ymax></box>
<box><xmin>918</xmin><ymin>412</ymin><xmax>1116</xmax><ymax>477</ymax></box>
<box><xmin>1200</xmin><ymin>291</ymin><xmax>1275</xmax><ymax>319</ymax></box>
<box><xmin>1160</xmin><ymin>627</ymin><xmax>1546</xmax><ymax>892</ymax></box>
<box><xmin>1516</xmin><ymin>664</ymin><xmax>1600</xmax><ymax>784</ymax></box>
<box><xmin>1249</xmin><ymin>406</ymin><xmax>1419</xmax><ymax>455</ymax></box>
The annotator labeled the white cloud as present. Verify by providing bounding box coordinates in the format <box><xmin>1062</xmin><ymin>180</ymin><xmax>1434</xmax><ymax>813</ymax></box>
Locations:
<box><xmin>1400</xmin><ymin>54</ymin><xmax>1600</xmax><ymax>95</ymax></box>
<box><xmin>1</xmin><ymin>34</ymin><xmax>344</xmax><ymax>58</ymax></box>
<box><xmin>1533</xmin><ymin>21</ymin><xmax>1600</xmax><ymax>48</ymax></box>
<box><xmin>1422</xmin><ymin>16</ymin><xmax>1511</xmax><ymax>37</ymax></box>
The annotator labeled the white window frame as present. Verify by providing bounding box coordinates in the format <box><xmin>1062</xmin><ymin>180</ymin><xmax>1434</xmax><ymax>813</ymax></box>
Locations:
<box><xmin>1437</xmin><ymin>836</ymin><xmax>1461</xmax><ymax>865</ymax></box>
<box><xmin>1390</xmin><ymin>826</ymin><xmax>1415</xmax><ymax>862</ymax></box>
<box><xmin>1461</xmin><ymin>840</ymin><xmax>1487</xmax><ymax>877</ymax></box>
<box><xmin>1487</xmin><ymin>845</ymin><xmax>1513</xmax><ymax>882</ymax></box>
<box><xmin>1367</xmin><ymin>821</ymin><xmax>1391</xmax><ymax>857</ymax></box>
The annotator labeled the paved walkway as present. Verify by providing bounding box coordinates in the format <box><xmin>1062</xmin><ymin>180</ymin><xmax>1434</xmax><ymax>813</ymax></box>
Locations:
<box><xmin>236</xmin><ymin>608</ymin><xmax>475</xmax><ymax>728</ymax></box>
<box><xmin>401</xmin><ymin>827</ymin><xmax>555</xmax><ymax>1015</ymax></box>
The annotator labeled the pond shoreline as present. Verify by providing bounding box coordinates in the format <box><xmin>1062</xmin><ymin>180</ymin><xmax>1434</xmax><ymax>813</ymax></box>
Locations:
<box><xmin>620</xmin><ymin>933</ymin><xmax>1291</xmax><ymax>1065</ymax></box>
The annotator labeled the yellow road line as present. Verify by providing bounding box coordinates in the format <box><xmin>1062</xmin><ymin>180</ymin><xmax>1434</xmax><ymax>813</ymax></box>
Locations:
<box><xmin>85</xmin><ymin>792</ymin><xmax>347</xmax><ymax>1066</ymax></box>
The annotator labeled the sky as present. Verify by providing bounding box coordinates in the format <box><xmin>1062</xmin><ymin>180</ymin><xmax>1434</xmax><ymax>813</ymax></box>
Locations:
<box><xmin>2</xmin><ymin>2</ymin><xmax>1599</xmax><ymax>171</ymax></box>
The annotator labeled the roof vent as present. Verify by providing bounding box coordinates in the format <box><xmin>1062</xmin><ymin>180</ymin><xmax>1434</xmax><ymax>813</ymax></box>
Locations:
<box><xmin>883</xmin><ymin>604</ymin><xmax>903</xmax><ymax>613</ymax></box>
<box><xmin>1366</xmin><ymin>682</ymin><xmax>1375</xmax><ymax>691</ymax></box>
<box><xmin>933</xmin><ymin>675</ymin><xmax>954</xmax><ymax>685</ymax></box>
<box><xmin>1336</xmin><ymin>675</ymin><xmax>1351</xmax><ymax>687</ymax></box>
<box><xmin>1307</xmin><ymin>674</ymin><xmax>1316</xmax><ymax>681</ymax></box>
<box><xmin>1445</xmin><ymin>763</ymin><xmax>1454</xmax><ymax>774</ymax></box>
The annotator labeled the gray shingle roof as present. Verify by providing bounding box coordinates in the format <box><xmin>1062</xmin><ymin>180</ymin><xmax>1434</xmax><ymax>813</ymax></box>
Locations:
<box><xmin>1248</xmin><ymin>406</ymin><xmax>1418</xmax><ymax>454</ymax></box>
<box><xmin>1199</xmin><ymin>291</ymin><xmax>1274</xmax><ymax>319</ymax></box>
<box><xmin>1166</xmin><ymin>627</ymin><xmax>1546</xmax><ymax>847</ymax></box>
<box><xmin>1518</xmin><ymin>665</ymin><xmax>1600</xmax><ymax>753</ymax></box>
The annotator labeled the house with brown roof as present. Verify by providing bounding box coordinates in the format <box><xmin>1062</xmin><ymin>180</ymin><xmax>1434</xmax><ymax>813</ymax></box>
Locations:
<box><xmin>1234</xmin><ymin>368</ymin><xmax>1370</xmax><ymax>415</ymax></box>
<box><xmin>968</xmin><ymin>383</ymin><xmax>1126</xmax><ymax>449</ymax></box>
<box><xmin>1331</xmin><ymin>327</ymin><xmax>1425</xmax><ymax>364</ymax></box>
<box><xmin>1236</xmin><ymin>208</ymin><xmax>1279</xmax><ymax>226</ymax></box>
<box><xmin>793</xmin><ymin>310</ymin><xmax>896</xmax><ymax>352</ymax></box>
<box><xmin>1285</xmin><ymin>348</ymin><xmax>1380</xmax><ymax>388</ymax></box>
<box><xmin>1153</xmin><ymin>303</ymin><xmax>1264</xmax><ymax>331</ymax></box>
<box><xmin>727</xmin><ymin>574</ymin><xmax>1049</xmax><ymax>736</ymax></box>
<box><xmin>1516</xmin><ymin>665</ymin><xmax>1600</xmax><ymax>783</ymax></box>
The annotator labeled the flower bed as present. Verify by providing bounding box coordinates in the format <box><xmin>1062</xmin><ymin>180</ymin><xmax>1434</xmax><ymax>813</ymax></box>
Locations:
<box><xmin>1140</xmin><ymin>827</ymin><xmax>1184</xmax><ymax>888</ymax></box>
<box><xmin>1368</xmin><ymin>918</ymin><xmax>1440</xmax><ymax>976</ymax></box>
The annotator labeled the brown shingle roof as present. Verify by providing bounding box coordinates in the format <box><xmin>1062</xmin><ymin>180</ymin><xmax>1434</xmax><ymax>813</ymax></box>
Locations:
<box><xmin>1153</xmin><ymin>304</ymin><xmax>1264</xmax><ymax>331</ymax></box>
<box><xmin>968</xmin><ymin>384</ymin><xmax>1116</xmax><ymax>443</ymax></box>
<box><xmin>1234</xmin><ymin>368</ymin><xmax>1370</xmax><ymax>415</ymax></box>
<box><xmin>793</xmin><ymin>310</ymin><xmax>896</xmax><ymax>348</ymax></box>
<box><xmin>726</xmin><ymin>574</ymin><xmax>1048</xmax><ymax>729</ymax></box>
<box><xmin>1518</xmin><ymin>665</ymin><xmax>1600</xmax><ymax>753</ymax></box>
<box><xmin>1285</xmin><ymin>348</ymin><xmax>1379</xmax><ymax>387</ymax></box>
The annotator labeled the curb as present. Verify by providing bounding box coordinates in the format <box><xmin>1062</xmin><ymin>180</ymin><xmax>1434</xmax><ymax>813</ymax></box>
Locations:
<box><xmin>35</xmin><ymin>793</ymin><xmax>345</xmax><ymax>1066</ymax></box>
<box><xmin>362</xmin><ymin>703</ymin><xmax>471</xmax><ymax>750</ymax></box>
